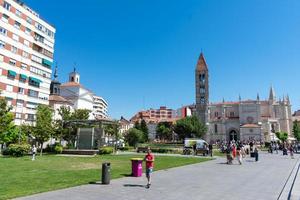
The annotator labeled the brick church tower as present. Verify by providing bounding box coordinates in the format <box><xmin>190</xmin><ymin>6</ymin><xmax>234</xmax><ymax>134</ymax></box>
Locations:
<box><xmin>195</xmin><ymin>53</ymin><xmax>209</xmax><ymax>124</ymax></box>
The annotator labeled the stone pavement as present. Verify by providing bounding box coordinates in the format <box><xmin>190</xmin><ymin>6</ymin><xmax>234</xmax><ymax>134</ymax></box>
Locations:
<box><xmin>17</xmin><ymin>152</ymin><xmax>300</xmax><ymax>200</ymax></box>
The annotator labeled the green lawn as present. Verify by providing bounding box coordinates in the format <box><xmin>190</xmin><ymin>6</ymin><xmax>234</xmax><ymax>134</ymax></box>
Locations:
<box><xmin>0</xmin><ymin>154</ymin><xmax>212</xmax><ymax>199</ymax></box>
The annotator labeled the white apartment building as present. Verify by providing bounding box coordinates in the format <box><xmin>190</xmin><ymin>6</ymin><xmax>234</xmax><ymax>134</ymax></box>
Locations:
<box><xmin>92</xmin><ymin>95</ymin><xmax>108</xmax><ymax>119</ymax></box>
<box><xmin>0</xmin><ymin>0</ymin><xmax>55</xmax><ymax>125</ymax></box>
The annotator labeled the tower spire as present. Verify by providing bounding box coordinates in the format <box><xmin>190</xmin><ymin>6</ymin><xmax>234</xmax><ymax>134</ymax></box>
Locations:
<box><xmin>257</xmin><ymin>93</ymin><xmax>260</xmax><ymax>101</ymax></box>
<box><xmin>269</xmin><ymin>86</ymin><xmax>276</xmax><ymax>101</ymax></box>
<box><xmin>196</xmin><ymin>52</ymin><xmax>208</xmax><ymax>71</ymax></box>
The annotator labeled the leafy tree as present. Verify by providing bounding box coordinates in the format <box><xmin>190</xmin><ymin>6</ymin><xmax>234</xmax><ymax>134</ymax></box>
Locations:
<box><xmin>275</xmin><ymin>132</ymin><xmax>288</xmax><ymax>142</ymax></box>
<box><xmin>71</xmin><ymin>109</ymin><xmax>91</xmax><ymax>120</ymax></box>
<box><xmin>0</xmin><ymin>98</ymin><xmax>19</xmax><ymax>152</ymax></box>
<box><xmin>104</xmin><ymin>122</ymin><xmax>121</xmax><ymax>153</ymax></box>
<box><xmin>156</xmin><ymin>122</ymin><xmax>173</xmax><ymax>141</ymax></box>
<box><xmin>140</xmin><ymin>119</ymin><xmax>149</xmax><ymax>142</ymax></box>
<box><xmin>124</xmin><ymin>128</ymin><xmax>144</xmax><ymax>148</ymax></box>
<box><xmin>174</xmin><ymin>116</ymin><xmax>207</xmax><ymax>140</ymax></box>
<box><xmin>134</xmin><ymin>121</ymin><xmax>141</xmax><ymax>130</ymax></box>
<box><xmin>32</xmin><ymin>104</ymin><xmax>54</xmax><ymax>156</ymax></box>
<box><xmin>293</xmin><ymin>121</ymin><xmax>300</xmax><ymax>141</ymax></box>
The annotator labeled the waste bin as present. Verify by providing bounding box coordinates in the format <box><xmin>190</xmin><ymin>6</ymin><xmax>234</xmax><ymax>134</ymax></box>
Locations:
<box><xmin>131</xmin><ymin>158</ymin><xmax>143</xmax><ymax>177</ymax></box>
<box><xmin>101</xmin><ymin>162</ymin><xmax>111</xmax><ymax>184</ymax></box>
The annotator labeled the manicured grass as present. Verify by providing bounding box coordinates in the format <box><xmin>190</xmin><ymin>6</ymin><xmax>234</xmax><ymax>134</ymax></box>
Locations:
<box><xmin>0</xmin><ymin>154</ymin><xmax>212</xmax><ymax>199</ymax></box>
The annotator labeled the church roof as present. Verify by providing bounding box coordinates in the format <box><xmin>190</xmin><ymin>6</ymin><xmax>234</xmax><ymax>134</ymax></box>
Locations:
<box><xmin>196</xmin><ymin>52</ymin><xmax>208</xmax><ymax>71</ymax></box>
<box><xmin>49</xmin><ymin>95</ymin><xmax>73</xmax><ymax>105</ymax></box>
<box><xmin>60</xmin><ymin>81</ymin><xmax>83</xmax><ymax>87</ymax></box>
<box><xmin>240</xmin><ymin>124</ymin><xmax>261</xmax><ymax>128</ymax></box>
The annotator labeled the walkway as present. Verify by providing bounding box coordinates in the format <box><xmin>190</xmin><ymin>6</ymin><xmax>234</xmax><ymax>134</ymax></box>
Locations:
<box><xmin>17</xmin><ymin>152</ymin><xmax>300</xmax><ymax>200</ymax></box>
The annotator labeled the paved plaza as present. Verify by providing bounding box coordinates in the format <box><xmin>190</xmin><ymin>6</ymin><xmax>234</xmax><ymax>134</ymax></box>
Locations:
<box><xmin>17</xmin><ymin>152</ymin><xmax>300</xmax><ymax>200</ymax></box>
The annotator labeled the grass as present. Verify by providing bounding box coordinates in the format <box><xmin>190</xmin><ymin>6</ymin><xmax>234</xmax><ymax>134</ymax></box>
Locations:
<box><xmin>0</xmin><ymin>154</ymin><xmax>212</xmax><ymax>200</ymax></box>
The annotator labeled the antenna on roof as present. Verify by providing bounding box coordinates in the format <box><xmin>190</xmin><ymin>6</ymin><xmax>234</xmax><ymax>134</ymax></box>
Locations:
<box><xmin>73</xmin><ymin>62</ymin><xmax>77</xmax><ymax>73</ymax></box>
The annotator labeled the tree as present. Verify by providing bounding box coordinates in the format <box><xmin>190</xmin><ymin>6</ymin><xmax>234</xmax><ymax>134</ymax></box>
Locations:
<box><xmin>71</xmin><ymin>109</ymin><xmax>91</xmax><ymax>120</ymax></box>
<box><xmin>104</xmin><ymin>122</ymin><xmax>121</xmax><ymax>153</ymax></box>
<box><xmin>275</xmin><ymin>132</ymin><xmax>288</xmax><ymax>142</ymax></box>
<box><xmin>293</xmin><ymin>121</ymin><xmax>300</xmax><ymax>141</ymax></box>
<box><xmin>124</xmin><ymin>128</ymin><xmax>144</xmax><ymax>148</ymax></box>
<box><xmin>140</xmin><ymin>119</ymin><xmax>149</xmax><ymax>142</ymax></box>
<box><xmin>156</xmin><ymin>122</ymin><xmax>173</xmax><ymax>141</ymax></box>
<box><xmin>0</xmin><ymin>98</ymin><xmax>18</xmax><ymax>151</ymax></box>
<box><xmin>32</xmin><ymin>105</ymin><xmax>54</xmax><ymax>156</ymax></box>
<box><xmin>174</xmin><ymin>116</ymin><xmax>207</xmax><ymax>140</ymax></box>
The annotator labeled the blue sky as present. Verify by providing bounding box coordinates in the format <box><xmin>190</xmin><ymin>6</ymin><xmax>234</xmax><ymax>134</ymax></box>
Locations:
<box><xmin>26</xmin><ymin>0</ymin><xmax>300</xmax><ymax>119</ymax></box>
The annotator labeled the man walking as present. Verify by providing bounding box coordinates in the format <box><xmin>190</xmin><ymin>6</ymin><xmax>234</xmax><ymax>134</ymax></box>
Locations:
<box><xmin>32</xmin><ymin>145</ymin><xmax>37</xmax><ymax>161</ymax></box>
<box><xmin>144</xmin><ymin>147</ymin><xmax>154</xmax><ymax>188</ymax></box>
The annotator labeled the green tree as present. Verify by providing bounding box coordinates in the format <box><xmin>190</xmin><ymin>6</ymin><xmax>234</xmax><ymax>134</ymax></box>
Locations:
<box><xmin>275</xmin><ymin>132</ymin><xmax>288</xmax><ymax>142</ymax></box>
<box><xmin>140</xmin><ymin>119</ymin><xmax>149</xmax><ymax>142</ymax></box>
<box><xmin>104</xmin><ymin>122</ymin><xmax>121</xmax><ymax>153</ymax></box>
<box><xmin>174</xmin><ymin>116</ymin><xmax>207</xmax><ymax>140</ymax></box>
<box><xmin>71</xmin><ymin>109</ymin><xmax>91</xmax><ymax>120</ymax></box>
<box><xmin>32</xmin><ymin>105</ymin><xmax>54</xmax><ymax>156</ymax></box>
<box><xmin>156</xmin><ymin>122</ymin><xmax>173</xmax><ymax>141</ymax></box>
<box><xmin>125</xmin><ymin>128</ymin><xmax>144</xmax><ymax>148</ymax></box>
<box><xmin>293</xmin><ymin>121</ymin><xmax>300</xmax><ymax>141</ymax></box>
<box><xmin>0</xmin><ymin>98</ymin><xmax>18</xmax><ymax>152</ymax></box>
<box><xmin>134</xmin><ymin>121</ymin><xmax>141</xmax><ymax>130</ymax></box>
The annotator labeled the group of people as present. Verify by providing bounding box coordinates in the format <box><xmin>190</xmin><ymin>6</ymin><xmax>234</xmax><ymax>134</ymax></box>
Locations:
<box><xmin>268</xmin><ymin>141</ymin><xmax>298</xmax><ymax>159</ymax></box>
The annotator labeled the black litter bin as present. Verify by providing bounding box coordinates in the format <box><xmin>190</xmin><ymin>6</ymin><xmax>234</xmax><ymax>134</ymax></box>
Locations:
<box><xmin>101</xmin><ymin>162</ymin><xmax>111</xmax><ymax>184</ymax></box>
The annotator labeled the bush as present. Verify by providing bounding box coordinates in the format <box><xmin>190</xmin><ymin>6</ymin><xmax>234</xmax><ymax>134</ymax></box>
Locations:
<box><xmin>99</xmin><ymin>147</ymin><xmax>114</xmax><ymax>155</ymax></box>
<box><xmin>118</xmin><ymin>146</ymin><xmax>134</xmax><ymax>151</ymax></box>
<box><xmin>3</xmin><ymin>143</ymin><xmax>30</xmax><ymax>157</ymax></box>
<box><xmin>54</xmin><ymin>145</ymin><xmax>63</xmax><ymax>154</ymax></box>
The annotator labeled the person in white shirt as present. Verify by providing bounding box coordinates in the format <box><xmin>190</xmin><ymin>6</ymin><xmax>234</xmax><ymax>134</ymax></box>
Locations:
<box><xmin>32</xmin><ymin>145</ymin><xmax>37</xmax><ymax>161</ymax></box>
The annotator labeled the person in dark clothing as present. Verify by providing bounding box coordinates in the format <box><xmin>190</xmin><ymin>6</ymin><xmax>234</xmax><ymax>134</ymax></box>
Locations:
<box><xmin>192</xmin><ymin>143</ymin><xmax>197</xmax><ymax>156</ymax></box>
<box><xmin>208</xmin><ymin>144</ymin><xmax>213</xmax><ymax>157</ymax></box>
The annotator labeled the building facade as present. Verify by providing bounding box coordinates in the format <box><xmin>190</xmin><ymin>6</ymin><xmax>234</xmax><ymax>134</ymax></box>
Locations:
<box><xmin>131</xmin><ymin>106</ymin><xmax>177</xmax><ymax>123</ymax></box>
<box><xmin>195</xmin><ymin>53</ymin><xmax>293</xmax><ymax>142</ymax></box>
<box><xmin>92</xmin><ymin>95</ymin><xmax>108</xmax><ymax>119</ymax></box>
<box><xmin>0</xmin><ymin>0</ymin><xmax>55</xmax><ymax>125</ymax></box>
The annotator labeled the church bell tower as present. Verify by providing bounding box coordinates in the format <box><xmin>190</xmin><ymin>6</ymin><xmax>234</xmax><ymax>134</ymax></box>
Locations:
<box><xmin>195</xmin><ymin>52</ymin><xmax>209</xmax><ymax>124</ymax></box>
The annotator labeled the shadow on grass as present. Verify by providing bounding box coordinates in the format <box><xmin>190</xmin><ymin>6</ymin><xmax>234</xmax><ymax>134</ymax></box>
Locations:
<box><xmin>120</xmin><ymin>173</ymin><xmax>133</xmax><ymax>177</ymax></box>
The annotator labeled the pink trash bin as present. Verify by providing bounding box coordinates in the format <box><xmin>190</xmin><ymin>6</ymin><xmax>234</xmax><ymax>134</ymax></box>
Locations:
<box><xmin>131</xmin><ymin>158</ymin><xmax>143</xmax><ymax>177</ymax></box>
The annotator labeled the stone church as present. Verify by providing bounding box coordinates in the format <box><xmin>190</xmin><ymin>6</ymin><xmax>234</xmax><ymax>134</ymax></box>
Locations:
<box><xmin>195</xmin><ymin>53</ymin><xmax>293</xmax><ymax>142</ymax></box>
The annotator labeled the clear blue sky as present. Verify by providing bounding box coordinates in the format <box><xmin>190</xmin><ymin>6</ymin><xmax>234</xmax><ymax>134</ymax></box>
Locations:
<box><xmin>26</xmin><ymin>0</ymin><xmax>300</xmax><ymax>119</ymax></box>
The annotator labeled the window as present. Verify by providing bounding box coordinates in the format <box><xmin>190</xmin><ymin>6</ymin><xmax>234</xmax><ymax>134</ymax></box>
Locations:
<box><xmin>11</xmin><ymin>46</ymin><xmax>18</xmax><ymax>54</ymax></box>
<box><xmin>29</xmin><ymin>78</ymin><xmax>41</xmax><ymax>88</ymax></box>
<box><xmin>24</xmin><ymin>40</ymin><xmax>30</xmax><ymax>47</ymax></box>
<box><xmin>0</xmin><ymin>40</ymin><xmax>5</xmax><ymax>49</ymax></box>
<box><xmin>22</xmin><ymin>51</ymin><xmax>29</xmax><ymax>58</ymax></box>
<box><xmin>0</xmin><ymin>27</ymin><xmax>7</xmax><ymax>35</ymax></box>
<box><xmin>31</xmin><ymin>54</ymin><xmax>42</xmax><ymax>64</ymax></box>
<box><xmin>21</xmin><ymin>64</ymin><xmax>27</xmax><ymax>70</ymax></box>
<box><xmin>12</xmin><ymin>34</ymin><xmax>19</xmax><ymax>41</ymax></box>
<box><xmin>26</xmin><ymin>17</ymin><xmax>32</xmax><ymax>24</ymax></box>
<box><xmin>9</xmin><ymin>59</ymin><xmax>16</xmax><ymax>66</ymax></box>
<box><xmin>25</xmin><ymin>28</ymin><xmax>31</xmax><ymax>35</ymax></box>
<box><xmin>14</xmin><ymin>21</ymin><xmax>21</xmax><ymax>29</ymax></box>
<box><xmin>19</xmin><ymin>74</ymin><xmax>26</xmax><ymax>82</ymax></box>
<box><xmin>27</xmin><ymin>114</ymin><xmax>35</xmax><ymax>121</ymax></box>
<box><xmin>16</xmin><ymin>99</ymin><xmax>24</xmax><ymax>108</ymax></box>
<box><xmin>15</xmin><ymin>113</ymin><xmax>22</xmax><ymax>119</ymax></box>
<box><xmin>3</xmin><ymin>1</ymin><xmax>11</xmax><ymax>10</ymax></box>
<box><xmin>200</xmin><ymin>97</ymin><xmax>206</xmax><ymax>104</ymax></box>
<box><xmin>2</xmin><ymin>14</ymin><xmax>9</xmax><ymax>23</ymax></box>
<box><xmin>16</xmin><ymin>9</ymin><xmax>22</xmax><ymax>17</ymax></box>
<box><xmin>28</xmin><ymin>89</ymin><xmax>38</xmax><ymax>97</ymax></box>
<box><xmin>29</xmin><ymin>66</ymin><xmax>51</xmax><ymax>78</ymax></box>
<box><xmin>6</xmin><ymin>85</ymin><xmax>13</xmax><ymax>92</ymax></box>
<box><xmin>214</xmin><ymin>124</ymin><xmax>218</xmax><ymax>133</ymax></box>
<box><xmin>18</xmin><ymin>87</ymin><xmax>24</xmax><ymax>94</ymax></box>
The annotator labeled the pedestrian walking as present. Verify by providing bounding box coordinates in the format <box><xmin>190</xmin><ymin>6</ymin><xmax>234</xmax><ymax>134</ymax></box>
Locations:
<box><xmin>254</xmin><ymin>147</ymin><xmax>259</xmax><ymax>162</ymax></box>
<box><xmin>232</xmin><ymin>144</ymin><xmax>236</xmax><ymax>159</ymax></box>
<box><xmin>209</xmin><ymin>143</ymin><xmax>213</xmax><ymax>157</ymax></box>
<box><xmin>32</xmin><ymin>145</ymin><xmax>37</xmax><ymax>161</ymax></box>
<box><xmin>144</xmin><ymin>147</ymin><xmax>154</xmax><ymax>188</ymax></box>
<box><xmin>236</xmin><ymin>146</ymin><xmax>242</xmax><ymax>165</ymax></box>
<box><xmin>289</xmin><ymin>145</ymin><xmax>294</xmax><ymax>159</ymax></box>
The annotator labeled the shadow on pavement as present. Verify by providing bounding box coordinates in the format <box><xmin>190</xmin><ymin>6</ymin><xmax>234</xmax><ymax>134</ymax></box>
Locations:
<box><xmin>120</xmin><ymin>173</ymin><xmax>133</xmax><ymax>177</ymax></box>
<box><xmin>123</xmin><ymin>184</ymin><xmax>146</xmax><ymax>188</ymax></box>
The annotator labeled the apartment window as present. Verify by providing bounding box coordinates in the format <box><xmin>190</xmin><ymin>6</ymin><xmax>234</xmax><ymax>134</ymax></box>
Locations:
<box><xmin>16</xmin><ymin>113</ymin><xmax>23</xmax><ymax>119</ymax></box>
<box><xmin>19</xmin><ymin>74</ymin><xmax>26</xmax><ymax>82</ymax></box>
<box><xmin>16</xmin><ymin>9</ymin><xmax>22</xmax><ymax>17</ymax></box>
<box><xmin>24</xmin><ymin>40</ymin><xmax>30</xmax><ymax>47</ymax></box>
<box><xmin>2</xmin><ymin>14</ymin><xmax>9</xmax><ymax>23</ymax></box>
<box><xmin>28</xmin><ymin>89</ymin><xmax>38</xmax><ymax>98</ymax></box>
<box><xmin>28</xmin><ymin>77</ymin><xmax>41</xmax><ymax>88</ymax></box>
<box><xmin>15</xmin><ymin>113</ymin><xmax>22</xmax><ymax>119</ymax></box>
<box><xmin>18</xmin><ymin>87</ymin><xmax>24</xmax><ymax>94</ymax></box>
<box><xmin>3</xmin><ymin>1</ymin><xmax>11</xmax><ymax>10</ymax></box>
<box><xmin>25</xmin><ymin>28</ymin><xmax>31</xmax><ymax>35</ymax></box>
<box><xmin>27</xmin><ymin>114</ymin><xmax>35</xmax><ymax>121</ymax></box>
<box><xmin>31</xmin><ymin>54</ymin><xmax>42</xmax><ymax>64</ymax></box>
<box><xmin>0</xmin><ymin>27</ymin><xmax>7</xmax><ymax>35</ymax></box>
<box><xmin>11</xmin><ymin>46</ymin><xmax>18</xmax><ymax>54</ymax></box>
<box><xmin>0</xmin><ymin>40</ymin><xmax>5</xmax><ymax>49</ymax></box>
<box><xmin>6</xmin><ymin>85</ymin><xmax>13</xmax><ymax>92</ymax></box>
<box><xmin>14</xmin><ymin>21</ymin><xmax>21</xmax><ymax>29</ymax></box>
<box><xmin>12</xmin><ymin>34</ymin><xmax>19</xmax><ymax>41</ymax></box>
<box><xmin>22</xmin><ymin>51</ymin><xmax>29</xmax><ymax>58</ymax></box>
<box><xmin>16</xmin><ymin>99</ymin><xmax>24</xmax><ymax>108</ymax></box>
<box><xmin>21</xmin><ymin>63</ymin><xmax>27</xmax><ymax>70</ymax></box>
<box><xmin>9</xmin><ymin>59</ymin><xmax>16</xmax><ymax>66</ymax></box>
<box><xmin>26</xmin><ymin>17</ymin><xmax>32</xmax><ymax>24</ymax></box>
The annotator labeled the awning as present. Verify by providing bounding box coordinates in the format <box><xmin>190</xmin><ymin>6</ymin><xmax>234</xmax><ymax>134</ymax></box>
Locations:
<box><xmin>8</xmin><ymin>70</ymin><xmax>17</xmax><ymax>77</ymax></box>
<box><xmin>29</xmin><ymin>77</ymin><xmax>42</xmax><ymax>83</ymax></box>
<box><xmin>20</xmin><ymin>74</ymin><xmax>27</xmax><ymax>79</ymax></box>
<box><xmin>42</xmin><ymin>58</ymin><xmax>52</xmax><ymax>67</ymax></box>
